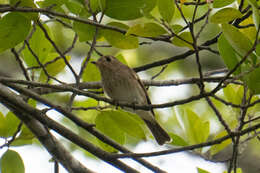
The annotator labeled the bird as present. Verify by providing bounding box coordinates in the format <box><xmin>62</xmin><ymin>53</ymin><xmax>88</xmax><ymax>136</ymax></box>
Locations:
<box><xmin>92</xmin><ymin>55</ymin><xmax>171</xmax><ymax>145</ymax></box>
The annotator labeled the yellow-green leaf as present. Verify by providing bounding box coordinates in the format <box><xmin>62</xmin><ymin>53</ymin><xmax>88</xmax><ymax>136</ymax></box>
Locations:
<box><xmin>104</xmin><ymin>0</ymin><xmax>156</xmax><ymax>20</ymax></box>
<box><xmin>22</xmin><ymin>25</ymin><xmax>53</xmax><ymax>67</ymax></box>
<box><xmin>158</xmin><ymin>0</ymin><xmax>175</xmax><ymax>22</ymax></box>
<box><xmin>82</xmin><ymin>60</ymin><xmax>101</xmax><ymax>82</ymax></box>
<box><xmin>0</xmin><ymin>13</ymin><xmax>31</xmax><ymax>53</ymax></box>
<box><xmin>197</xmin><ymin>167</ymin><xmax>211</xmax><ymax>173</ymax></box>
<box><xmin>169</xmin><ymin>133</ymin><xmax>188</xmax><ymax>146</ymax></box>
<box><xmin>221</xmin><ymin>24</ymin><xmax>256</xmax><ymax>62</ymax></box>
<box><xmin>73</xmin><ymin>22</ymin><xmax>101</xmax><ymax>42</ymax></box>
<box><xmin>1</xmin><ymin>150</ymin><xmax>25</xmax><ymax>173</ymax></box>
<box><xmin>95</xmin><ymin>111</ymin><xmax>125</xmax><ymax>152</ymax></box>
<box><xmin>218</xmin><ymin>34</ymin><xmax>240</xmax><ymax>75</ymax></box>
<box><xmin>102</xmin><ymin>22</ymin><xmax>138</xmax><ymax>49</ymax></box>
<box><xmin>210</xmin><ymin>131</ymin><xmax>231</xmax><ymax>155</ymax></box>
<box><xmin>213</xmin><ymin>0</ymin><xmax>235</xmax><ymax>8</ymax></box>
<box><xmin>39</xmin><ymin>53</ymin><xmax>71</xmax><ymax>82</ymax></box>
<box><xmin>210</xmin><ymin>8</ymin><xmax>243</xmax><ymax>24</ymax></box>
<box><xmin>127</xmin><ymin>23</ymin><xmax>167</xmax><ymax>37</ymax></box>
<box><xmin>172</xmin><ymin>32</ymin><xmax>193</xmax><ymax>49</ymax></box>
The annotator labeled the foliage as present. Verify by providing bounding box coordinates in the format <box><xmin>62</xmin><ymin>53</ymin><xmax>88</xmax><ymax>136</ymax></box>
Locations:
<box><xmin>0</xmin><ymin>0</ymin><xmax>259</xmax><ymax>173</ymax></box>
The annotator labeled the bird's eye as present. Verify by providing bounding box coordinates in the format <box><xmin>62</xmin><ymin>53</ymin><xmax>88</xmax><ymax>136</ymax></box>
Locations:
<box><xmin>105</xmin><ymin>56</ymin><xmax>111</xmax><ymax>62</ymax></box>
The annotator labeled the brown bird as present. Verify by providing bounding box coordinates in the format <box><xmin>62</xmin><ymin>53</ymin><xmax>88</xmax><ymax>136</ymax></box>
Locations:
<box><xmin>92</xmin><ymin>55</ymin><xmax>171</xmax><ymax>145</ymax></box>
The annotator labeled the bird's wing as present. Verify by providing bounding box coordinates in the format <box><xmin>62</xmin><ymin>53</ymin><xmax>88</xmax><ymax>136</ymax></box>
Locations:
<box><xmin>129</xmin><ymin>68</ymin><xmax>155</xmax><ymax>117</ymax></box>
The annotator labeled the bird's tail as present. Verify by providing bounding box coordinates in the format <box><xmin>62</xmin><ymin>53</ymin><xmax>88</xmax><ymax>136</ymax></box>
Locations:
<box><xmin>143</xmin><ymin>119</ymin><xmax>171</xmax><ymax>145</ymax></box>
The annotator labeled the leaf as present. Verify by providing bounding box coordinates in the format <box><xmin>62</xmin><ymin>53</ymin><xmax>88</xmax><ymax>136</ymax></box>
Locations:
<box><xmin>89</xmin><ymin>0</ymin><xmax>106</xmax><ymax>12</ymax></box>
<box><xmin>1</xmin><ymin>150</ymin><xmax>25</xmax><ymax>173</ymax></box>
<box><xmin>73</xmin><ymin>21</ymin><xmax>101</xmax><ymax>42</ymax></box>
<box><xmin>172</xmin><ymin>32</ymin><xmax>193</xmax><ymax>49</ymax></box>
<box><xmin>223</xmin><ymin>84</ymin><xmax>243</xmax><ymax>105</ymax></box>
<box><xmin>102</xmin><ymin>22</ymin><xmax>139</xmax><ymax>49</ymax></box>
<box><xmin>256</xmin><ymin>43</ymin><xmax>260</xmax><ymax>56</ymax></box>
<box><xmin>197</xmin><ymin>167</ymin><xmax>211</xmax><ymax>173</ymax></box>
<box><xmin>0</xmin><ymin>112</ymin><xmax>7</xmax><ymax>137</ymax></box>
<box><xmin>95</xmin><ymin>111</ymin><xmax>125</xmax><ymax>152</ymax></box>
<box><xmin>210</xmin><ymin>131</ymin><xmax>232</xmax><ymax>155</ymax></box>
<box><xmin>10</xmin><ymin>0</ymin><xmax>38</xmax><ymax>20</ymax></box>
<box><xmin>82</xmin><ymin>60</ymin><xmax>101</xmax><ymax>82</ymax></box>
<box><xmin>171</xmin><ymin>24</ymin><xmax>183</xmax><ymax>34</ymax></box>
<box><xmin>158</xmin><ymin>0</ymin><xmax>175</xmax><ymax>22</ymax></box>
<box><xmin>248</xmin><ymin>0</ymin><xmax>260</xmax><ymax>30</ymax></box>
<box><xmin>115</xmin><ymin>54</ymin><xmax>128</xmax><ymax>65</ymax></box>
<box><xmin>244</xmin><ymin>65</ymin><xmax>260</xmax><ymax>94</ymax></box>
<box><xmin>22</xmin><ymin>25</ymin><xmax>53</xmax><ymax>67</ymax></box>
<box><xmin>104</xmin><ymin>0</ymin><xmax>156</xmax><ymax>20</ymax></box>
<box><xmin>177</xmin><ymin>108</ymin><xmax>210</xmax><ymax>145</ymax></box>
<box><xmin>108</xmin><ymin>110</ymin><xmax>146</xmax><ymax>140</ymax></box>
<box><xmin>39</xmin><ymin>53</ymin><xmax>71</xmax><ymax>82</ymax></box>
<box><xmin>221</xmin><ymin>24</ymin><xmax>256</xmax><ymax>62</ymax></box>
<box><xmin>210</xmin><ymin>8</ymin><xmax>243</xmax><ymax>24</ymax></box>
<box><xmin>218</xmin><ymin>34</ymin><xmax>240</xmax><ymax>75</ymax></box>
<box><xmin>5</xmin><ymin>112</ymin><xmax>20</xmax><ymax>137</ymax></box>
<box><xmin>65</xmin><ymin>0</ymin><xmax>84</xmax><ymax>14</ymax></box>
<box><xmin>169</xmin><ymin>133</ymin><xmax>188</xmax><ymax>146</ymax></box>
<box><xmin>223</xmin><ymin>168</ymin><xmax>243</xmax><ymax>173</ymax></box>
<box><xmin>126</xmin><ymin>23</ymin><xmax>167</xmax><ymax>37</ymax></box>
<box><xmin>213</xmin><ymin>0</ymin><xmax>236</xmax><ymax>8</ymax></box>
<box><xmin>17</xmin><ymin>125</ymin><xmax>34</xmax><ymax>140</ymax></box>
<box><xmin>0</xmin><ymin>12</ymin><xmax>31</xmax><ymax>53</ymax></box>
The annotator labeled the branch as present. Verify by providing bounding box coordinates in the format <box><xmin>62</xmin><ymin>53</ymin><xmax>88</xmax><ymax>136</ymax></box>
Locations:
<box><xmin>0</xmin><ymin>84</ymin><xmax>96</xmax><ymax>173</ymax></box>
<box><xmin>0</xmin><ymin>84</ymin><xmax>140</xmax><ymax>173</ymax></box>
<box><xmin>113</xmin><ymin>123</ymin><xmax>260</xmax><ymax>158</ymax></box>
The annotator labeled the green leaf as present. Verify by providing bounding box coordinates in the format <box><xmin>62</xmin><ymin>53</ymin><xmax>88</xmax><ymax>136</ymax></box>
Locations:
<box><xmin>102</xmin><ymin>22</ymin><xmax>139</xmax><ymax>49</ymax></box>
<box><xmin>223</xmin><ymin>168</ymin><xmax>243</xmax><ymax>173</ymax></box>
<box><xmin>0</xmin><ymin>112</ymin><xmax>7</xmax><ymax>137</ymax></box>
<box><xmin>210</xmin><ymin>131</ymin><xmax>232</xmax><ymax>155</ymax></box>
<box><xmin>169</xmin><ymin>133</ymin><xmax>188</xmax><ymax>146</ymax></box>
<box><xmin>115</xmin><ymin>54</ymin><xmax>128</xmax><ymax>65</ymax></box>
<box><xmin>256</xmin><ymin>43</ymin><xmax>260</xmax><ymax>56</ymax></box>
<box><xmin>10</xmin><ymin>0</ymin><xmax>38</xmax><ymax>20</ymax></box>
<box><xmin>127</xmin><ymin>23</ymin><xmax>167</xmax><ymax>37</ymax></box>
<box><xmin>223</xmin><ymin>84</ymin><xmax>243</xmax><ymax>105</ymax></box>
<box><xmin>107</xmin><ymin>110</ymin><xmax>146</xmax><ymax>140</ymax></box>
<box><xmin>248</xmin><ymin>0</ymin><xmax>260</xmax><ymax>30</ymax></box>
<box><xmin>213</xmin><ymin>0</ymin><xmax>235</xmax><ymax>8</ymax></box>
<box><xmin>221</xmin><ymin>24</ymin><xmax>256</xmax><ymax>62</ymax></box>
<box><xmin>104</xmin><ymin>0</ymin><xmax>156</xmax><ymax>20</ymax></box>
<box><xmin>95</xmin><ymin>111</ymin><xmax>125</xmax><ymax>152</ymax></box>
<box><xmin>197</xmin><ymin>167</ymin><xmax>211</xmax><ymax>173</ymax></box>
<box><xmin>210</xmin><ymin>8</ymin><xmax>243</xmax><ymax>24</ymax></box>
<box><xmin>39</xmin><ymin>53</ymin><xmax>71</xmax><ymax>82</ymax></box>
<box><xmin>244</xmin><ymin>65</ymin><xmax>260</xmax><ymax>94</ymax></box>
<box><xmin>1</xmin><ymin>150</ymin><xmax>25</xmax><ymax>173</ymax></box>
<box><xmin>37</xmin><ymin>0</ymin><xmax>66</xmax><ymax>13</ymax></box>
<box><xmin>158</xmin><ymin>0</ymin><xmax>175</xmax><ymax>22</ymax></box>
<box><xmin>218</xmin><ymin>34</ymin><xmax>240</xmax><ymax>75</ymax></box>
<box><xmin>73</xmin><ymin>21</ymin><xmax>101</xmax><ymax>42</ymax></box>
<box><xmin>0</xmin><ymin>12</ymin><xmax>31</xmax><ymax>53</ymax></box>
<box><xmin>177</xmin><ymin>108</ymin><xmax>210</xmax><ymax>145</ymax></box>
<box><xmin>171</xmin><ymin>24</ymin><xmax>183</xmax><ymax>34</ymax></box>
<box><xmin>5</xmin><ymin>112</ymin><xmax>20</xmax><ymax>137</ymax></box>
<box><xmin>10</xmin><ymin>138</ymin><xmax>33</xmax><ymax>146</ymax></box>
<box><xmin>172</xmin><ymin>32</ymin><xmax>193</xmax><ymax>49</ymax></box>
<box><xmin>65</xmin><ymin>0</ymin><xmax>84</xmax><ymax>14</ymax></box>
<box><xmin>22</xmin><ymin>25</ymin><xmax>53</xmax><ymax>67</ymax></box>
<box><xmin>82</xmin><ymin>59</ymin><xmax>101</xmax><ymax>82</ymax></box>
<box><xmin>17</xmin><ymin>125</ymin><xmax>34</xmax><ymax>140</ymax></box>
<box><xmin>89</xmin><ymin>0</ymin><xmax>106</xmax><ymax>12</ymax></box>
